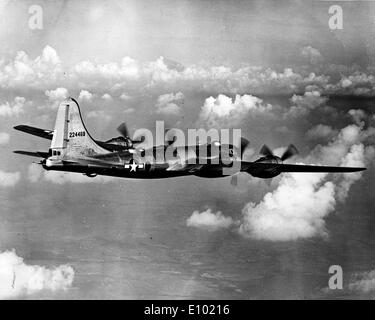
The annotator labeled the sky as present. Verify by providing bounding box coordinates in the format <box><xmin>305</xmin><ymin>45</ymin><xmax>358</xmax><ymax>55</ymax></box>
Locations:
<box><xmin>0</xmin><ymin>0</ymin><xmax>375</xmax><ymax>299</ymax></box>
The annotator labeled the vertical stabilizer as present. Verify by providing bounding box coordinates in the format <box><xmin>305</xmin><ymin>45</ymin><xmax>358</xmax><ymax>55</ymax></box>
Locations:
<box><xmin>50</xmin><ymin>98</ymin><xmax>108</xmax><ymax>157</ymax></box>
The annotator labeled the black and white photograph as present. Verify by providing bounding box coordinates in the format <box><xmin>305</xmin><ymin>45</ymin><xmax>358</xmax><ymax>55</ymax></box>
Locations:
<box><xmin>0</xmin><ymin>0</ymin><xmax>374</xmax><ymax>304</ymax></box>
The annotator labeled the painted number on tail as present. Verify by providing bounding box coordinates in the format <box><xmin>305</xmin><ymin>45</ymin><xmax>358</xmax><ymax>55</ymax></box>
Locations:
<box><xmin>69</xmin><ymin>131</ymin><xmax>86</xmax><ymax>138</ymax></box>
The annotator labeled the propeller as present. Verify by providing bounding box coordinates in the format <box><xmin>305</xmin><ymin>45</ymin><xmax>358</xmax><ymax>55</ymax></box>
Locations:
<box><xmin>240</xmin><ymin>137</ymin><xmax>250</xmax><ymax>158</ymax></box>
<box><xmin>116</xmin><ymin>122</ymin><xmax>144</xmax><ymax>146</ymax></box>
<box><xmin>230</xmin><ymin>137</ymin><xmax>250</xmax><ymax>187</ymax></box>
<box><xmin>259</xmin><ymin>144</ymin><xmax>274</xmax><ymax>157</ymax></box>
<box><xmin>281</xmin><ymin>144</ymin><xmax>299</xmax><ymax>161</ymax></box>
<box><xmin>165</xmin><ymin>128</ymin><xmax>177</xmax><ymax>146</ymax></box>
<box><xmin>117</xmin><ymin>122</ymin><xmax>130</xmax><ymax>139</ymax></box>
<box><xmin>259</xmin><ymin>144</ymin><xmax>298</xmax><ymax>161</ymax></box>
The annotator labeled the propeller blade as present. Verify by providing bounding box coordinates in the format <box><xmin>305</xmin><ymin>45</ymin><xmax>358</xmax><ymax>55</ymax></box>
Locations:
<box><xmin>260</xmin><ymin>144</ymin><xmax>274</xmax><ymax>157</ymax></box>
<box><xmin>117</xmin><ymin>122</ymin><xmax>130</xmax><ymax>138</ymax></box>
<box><xmin>165</xmin><ymin>128</ymin><xmax>176</xmax><ymax>145</ymax></box>
<box><xmin>240</xmin><ymin>137</ymin><xmax>250</xmax><ymax>158</ymax></box>
<box><xmin>281</xmin><ymin>144</ymin><xmax>299</xmax><ymax>161</ymax></box>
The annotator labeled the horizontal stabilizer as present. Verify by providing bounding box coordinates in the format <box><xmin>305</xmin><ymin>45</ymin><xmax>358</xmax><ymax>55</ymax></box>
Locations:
<box><xmin>13</xmin><ymin>150</ymin><xmax>49</xmax><ymax>158</ymax></box>
<box><xmin>14</xmin><ymin>125</ymin><xmax>53</xmax><ymax>140</ymax></box>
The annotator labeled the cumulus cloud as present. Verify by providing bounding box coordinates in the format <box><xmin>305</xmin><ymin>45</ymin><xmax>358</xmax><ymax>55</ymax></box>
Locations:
<box><xmin>0</xmin><ymin>96</ymin><xmax>25</xmax><ymax>117</ymax></box>
<box><xmin>198</xmin><ymin>94</ymin><xmax>272</xmax><ymax>128</ymax></box>
<box><xmin>1</xmin><ymin>45</ymin><xmax>375</xmax><ymax>97</ymax></box>
<box><xmin>119</xmin><ymin>93</ymin><xmax>131</xmax><ymax>100</ymax></box>
<box><xmin>0</xmin><ymin>132</ymin><xmax>10</xmax><ymax>144</ymax></box>
<box><xmin>186</xmin><ymin>208</ymin><xmax>234</xmax><ymax>231</ymax></box>
<box><xmin>86</xmin><ymin>110</ymin><xmax>112</xmax><ymax>121</ymax></box>
<box><xmin>101</xmin><ymin>93</ymin><xmax>112</xmax><ymax>101</ymax></box>
<box><xmin>78</xmin><ymin>90</ymin><xmax>93</xmax><ymax>102</ymax></box>
<box><xmin>240</xmin><ymin>171</ymin><xmax>334</xmax><ymax>241</ymax></box>
<box><xmin>0</xmin><ymin>249</ymin><xmax>74</xmax><ymax>299</ymax></box>
<box><xmin>45</xmin><ymin>87</ymin><xmax>69</xmax><ymax>101</ymax></box>
<box><xmin>301</xmin><ymin>46</ymin><xmax>323</xmax><ymax>64</ymax></box>
<box><xmin>307</xmin><ymin>124</ymin><xmax>338</xmax><ymax>140</ymax></box>
<box><xmin>286</xmin><ymin>91</ymin><xmax>327</xmax><ymax>118</ymax></box>
<box><xmin>45</xmin><ymin>87</ymin><xmax>69</xmax><ymax>109</ymax></box>
<box><xmin>349</xmin><ymin>270</ymin><xmax>375</xmax><ymax>293</ymax></box>
<box><xmin>0</xmin><ymin>46</ymin><xmax>63</xmax><ymax>89</ymax></box>
<box><xmin>155</xmin><ymin>92</ymin><xmax>184</xmax><ymax>115</ymax></box>
<box><xmin>348</xmin><ymin>109</ymin><xmax>367</xmax><ymax>125</ymax></box>
<box><xmin>0</xmin><ymin>170</ymin><xmax>20</xmax><ymax>187</ymax></box>
<box><xmin>239</xmin><ymin>118</ymin><xmax>374</xmax><ymax>241</ymax></box>
<box><xmin>335</xmin><ymin>72</ymin><xmax>375</xmax><ymax>95</ymax></box>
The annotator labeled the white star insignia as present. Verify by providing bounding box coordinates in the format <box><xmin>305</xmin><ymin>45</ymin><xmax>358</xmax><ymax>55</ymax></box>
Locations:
<box><xmin>130</xmin><ymin>163</ymin><xmax>137</xmax><ymax>172</ymax></box>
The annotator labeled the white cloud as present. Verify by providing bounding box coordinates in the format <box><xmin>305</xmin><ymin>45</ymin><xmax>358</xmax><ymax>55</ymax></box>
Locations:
<box><xmin>186</xmin><ymin>208</ymin><xmax>234</xmax><ymax>231</ymax></box>
<box><xmin>124</xmin><ymin>108</ymin><xmax>135</xmax><ymax>114</ymax></box>
<box><xmin>45</xmin><ymin>87</ymin><xmax>69</xmax><ymax>109</ymax></box>
<box><xmin>155</xmin><ymin>92</ymin><xmax>184</xmax><ymax>115</ymax></box>
<box><xmin>45</xmin><ymin>87</ymin><xmax>69</xmax><ymax>101</ymax></box>
<box><xmin>78</xmin><ymin>90</ymin><xmax>93</xmax><ymax>102</ymax></box>
<box><xmin>301</xmin><ymin>46</ymin><xmax>323</xmax><ymax>64</ymax></box>
<box><xmin>349</xmin><ymin>270</ymin><xmax>375</xmax><ymax>293</ymax></box>
<box><xmin>0</xmin><ymin>170</ymin><xmax>20</xmax><ymax>187</ymax></box>
<box><xmin>0</xmin><ymin>132</ymin><xmax>10</xmax><ymax>144</ymax></box>
<box><xmin>0</xmin><ymin>249</ymin><xmax>74</xmax><ymax>299</ymax></box>
<box><xmin>198</xmin><ymin>94</ymin><xmax>272</xmax><ymax>128</ymax></box>
<box><xmin>119</xmin><ymin>93</ymin><xmax>131</xmax><ymax>100</ymax></box>
<box><xmin>1</xmin><ymin>45</ymin><xmax>372</xmax><ymax>97</ymax></box>
<box><xmin>349</xmin><ymin>109</ymin><xmax>367</xmax><ymax>125</ymax></box>
<box><xmin>239</xmin><ymin>120</ymin><xmax>374</xmax><ymax>241</ymax></box>
<box><xmin>101</xmin><ymin>93</ymin><xmax>112</xmax><ymax>101</ymax></box>
<box><xmin>286</xmin><ymin>91</ymin><xmax>327</xmax><ymax>118</ymax></box>
<box><xmin>0</xmin><ymin>46</ymin><xmax>63</xmax><ymax>89</ymax></box>
<box><xmin>240</xmin><ymin>172</ymin><xmax>335</xmax><ymax>241</ymax></box>
<box><xmin>307</xmin><ymin>124</ymin><xmax>338</xmax><ymax>140</ymax></box>
<box><xmin>86</xmin><ymin>110</ymin><xmax>111</xmax><ymax>121</ymax></box>
<box><xmin>335</xmin><ymin>143</ymin><xmax>365</xmax><ymax>202</ymax></box>
<box><xmin>0</xmin><ymin>97</ymin><xmax>25</xmax><ymax>117</ymax></box>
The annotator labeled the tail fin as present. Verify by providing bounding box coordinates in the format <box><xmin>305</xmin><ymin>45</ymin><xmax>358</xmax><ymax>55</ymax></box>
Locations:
<box><xmin>50</xmin><ymin>98</ymin><xmax>108</xmax><ymax>157</ymax></box>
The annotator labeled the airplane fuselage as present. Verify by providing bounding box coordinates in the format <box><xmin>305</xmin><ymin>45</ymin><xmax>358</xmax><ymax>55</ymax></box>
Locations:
<box><xmin>42</xmin><ymin>143</ymin><xmax>237</xmax><ymax>179</ymax></box>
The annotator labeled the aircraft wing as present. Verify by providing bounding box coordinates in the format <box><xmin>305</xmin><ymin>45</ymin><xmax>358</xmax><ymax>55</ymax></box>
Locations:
<box><xmin>61</xmin><ymin>157</ymin><xmax>125</xmax><ymax>169</ymax></box>
<box><xmin>241</xmin><ymin>161</ymin><xmax>366</xmax><ymax>173</ymax></box>
<box><xmin>14</xmin><ymin>125</ymin><xmax>54</xmax><ymax>140</ymax></box>
<box><xmin>13</xmin><ymin>150</ymin><xmax>49</xmax><ymax>158</ymax></box>
<box><xmin>276</xmin><ymin>163</ymin><xmax>365</xmax><ymax>173</ymax></box>
<box><xmin>166</xmin><ymin>161</ymin><xmax>205</xmax><ymax>173</ymax></box>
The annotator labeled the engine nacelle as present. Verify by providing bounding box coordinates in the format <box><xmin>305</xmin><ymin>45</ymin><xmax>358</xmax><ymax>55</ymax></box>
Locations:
<box><xmin>248</xmin><ymin>156</ymin><xmax>282</xmax><ymax>179</ymax></box>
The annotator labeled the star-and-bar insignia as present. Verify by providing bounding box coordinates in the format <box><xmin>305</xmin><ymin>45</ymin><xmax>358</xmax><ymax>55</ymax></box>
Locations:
<box><xmin>124</xmin><ymin>163</ymin><xmax>144</xmax><ymax>172</ymax></box>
